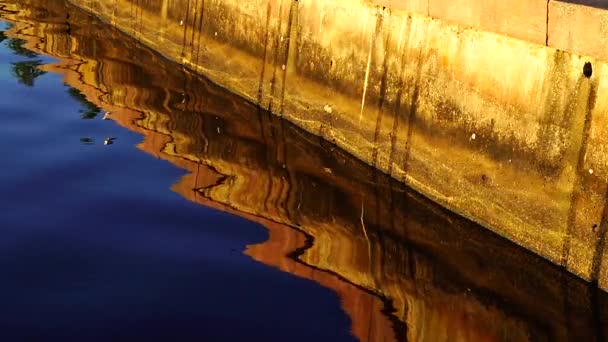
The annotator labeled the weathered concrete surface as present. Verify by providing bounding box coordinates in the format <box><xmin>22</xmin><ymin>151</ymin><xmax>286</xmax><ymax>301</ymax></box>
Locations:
<box><xmin>56</xmin><ymin>0</ymin><xmax>608</xmax><ymax>289</ymax></box>
<box><xmin>371</xmin><ymin>0</ymin><xmax>428</xmax><ymax>15</ymax></box>
<box><xmin>5</xmin><ymin>2</ymin><xmax>608</xmax><ymax>340</ymax></box>
<box><xmin>428</xmin><ymin>0</ymin><xmax>548</xmax><ymax>45</ymax></box>
<box><xmin>369</xmin><ymin>0</ymin><xmax>608</xmax><ymax>61</ymax></box>
<box><xmin>549</xmin><ymin>1</ymin><xmax>608</xmax><ymax>61</ymax></box>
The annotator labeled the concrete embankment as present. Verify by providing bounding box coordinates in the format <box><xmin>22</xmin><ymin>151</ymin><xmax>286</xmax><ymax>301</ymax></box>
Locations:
<box><xmin>61</xmin><ymin>0</ymin><xmax>608</xmax><ymax>289</ymax></box>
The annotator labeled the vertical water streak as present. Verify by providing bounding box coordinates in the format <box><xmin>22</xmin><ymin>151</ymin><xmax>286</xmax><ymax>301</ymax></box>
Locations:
<box><xmin>359</xmin><ymin>37</ymin><xmax>374</xmax><ymax>127</ymax></box>
<box><xmin>268</xmin><ymin>0</ymin><xmax>285</xmax><ymax>113</ymax></box>
<box><xmin>401</xmin><ymin>19</ymin><xmax>426</xmax><ymax>180</ymax></box>
<box><xmin>371</xmin><ymin>10</ymin><xmax>391</xmax><ymax>169</ymax></box>
<box><xmin>279</xmin><ymin>0</ymin><xmax>298</xmax><ymax>116</ymax></box>
<box><xmin>257</xmin><ymin>1</ymin><xmax>273</xmax><ymax>105</ymax></box>
<box><xmin>159</xmin><ymin>0</ymin><xmax>168</xmax><ymax>42</ymax></box>
<box><xmin>562</xmin><ymin>76</ymin><xmax>599</xmax><ymax>269</ymax></box>
<box><xmin>387</xmin><ymin>15</ymin><xmax>411</xmax><ymax>178</ymax></box>
<box><xmin>193</xmin><ymin>0</ymin><xmax>206</xmax><ymax>69</ymax></box>
<box><xmin>180</xmin><ymin>0</ymin><xmax>192</xmax><ymax>61</ymax></box>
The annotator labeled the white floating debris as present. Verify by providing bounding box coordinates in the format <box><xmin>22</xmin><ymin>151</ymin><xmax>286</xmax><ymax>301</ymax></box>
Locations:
<box><xmin>323</xmin><ymin>104</ymin><xmax>333</xmax><ymax>114</ymax></box>
<box><xmin>217</xmin><ymin>126</ymin><xmax>221</xmax><ymax>134</ymax></box>
<box><xmin>102</xmin><ymin>112</ymin><xmax>111</xmax><ymax>120</ymax></box>
<box><xmin>104</xmin><ymin>137</ymin><xmax>115</xmax><ymax>146</ymax></box>
<box><xmin>179</xmin><ymin>20</ymin><xmax>184</xmax><ymax>25</ymax></box>
<box><xmin>589</xmin><ymin>169</ymin><xmax>594</xmax><ymax>175</ymax></box>
<box><xmin>470</xmin><ymin>133</ymin><xmax>476</xmax><ymax>140</ymax></box>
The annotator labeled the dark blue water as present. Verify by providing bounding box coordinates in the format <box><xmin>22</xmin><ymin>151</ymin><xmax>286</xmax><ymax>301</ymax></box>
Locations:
<box><xmin>0</xmin><ymin>20</ymin><xmax>355</xmax><ymax>341</ymax></box>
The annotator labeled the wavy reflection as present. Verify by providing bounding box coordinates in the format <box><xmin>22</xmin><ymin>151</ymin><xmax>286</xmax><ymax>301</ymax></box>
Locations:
<box><xmin>2</xmin><ymin>0</ymin><xmax>608</xmax><ymax>341</ymax></box>
<box><xmin>1</xmin><ymin>24</ymin><xmax>47</xmax><ymax>87</ymax></box>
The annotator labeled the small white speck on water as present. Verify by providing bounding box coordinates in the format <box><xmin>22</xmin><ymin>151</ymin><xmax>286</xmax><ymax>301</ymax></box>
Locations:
<box><xmin>214</xmin><ymin>32</ymin><xmax>218</xmax><ymax>36</ymax></box>
<box><xmin>470</xmin><ymin>133</ymin><xmax>476</xmax><ymax>140</ymax></box>
<box><xmin>217</xmin><ymin>126</ymin><xmax>221</xmax><ymax>134</ymax></box>
<box><xmin>179</xmin><ymin>20</ymin><xmax>184</xmax><ymax>25</ymax></box>
<box><xmin>589</xmin><ymin>169</ymin><xmax>594</xmax><ymax>174</ymax></box>
<box><xmin>281</xmin><ymin>64</ymin><xmax>286</xmax><ymax>70</ymax></box>
<box><xmin>324</xmin><ymin>105</ymin><xmax>332</xmax><ymax>114</ymax></box>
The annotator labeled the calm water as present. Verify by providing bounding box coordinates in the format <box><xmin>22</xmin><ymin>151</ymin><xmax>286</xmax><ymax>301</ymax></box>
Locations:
<box><xmin>1</xmin><ymin>1</ymin><xmax>608</xmax><ymax>341</ymax></box>
<box><xmin>0</xmin><ymin>14</ymin><xmax>355</xmax><ymax>342</ymax></box>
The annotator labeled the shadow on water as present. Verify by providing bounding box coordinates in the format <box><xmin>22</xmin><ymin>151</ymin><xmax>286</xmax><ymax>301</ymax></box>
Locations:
<box><xmin>2</xmin><ymin>0</ymin><xmax>608</xmax><ymax>341</ymax></box>
<box><xmin>66</xmin><ymin>86</ymin><xmax>102</xmax><ymax>119</ymax></box>
<box><xmin>1</xmin><ymin>27</ymin><xmax>47</xmax><ymax>86</ymax></box>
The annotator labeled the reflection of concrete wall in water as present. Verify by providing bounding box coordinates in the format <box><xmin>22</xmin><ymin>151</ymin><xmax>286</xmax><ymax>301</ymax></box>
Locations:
<box><xmin>4</xmin><ymin>2</ymin><xmax>608</xmax><ymax>340</ymax></box>
<box><xmin>56</xmin><ymin>0</ymin><xmax>608</xmax><ymax>289</ymax></box>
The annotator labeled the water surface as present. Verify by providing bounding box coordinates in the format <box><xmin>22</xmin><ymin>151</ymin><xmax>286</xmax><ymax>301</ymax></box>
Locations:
<box><xmin>0</xmin><ymin>7</ymin><xmax>355</xmax><ymax>342</ymax></box>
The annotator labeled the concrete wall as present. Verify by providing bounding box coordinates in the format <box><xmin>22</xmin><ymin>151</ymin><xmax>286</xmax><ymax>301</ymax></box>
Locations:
<box><xmin>370</xmin><ymin>0</ymin><xmax>548</xmax><ymax>45</ymax></box>
<box><xmin>370</xmin><ymin>0</ymin><xmax>608</xmax><ymax>61</ymax></box>
<box><xmin>62</xmin><ymin>0</ymin><xmax>608</xmax><ymax>289</ymax></box>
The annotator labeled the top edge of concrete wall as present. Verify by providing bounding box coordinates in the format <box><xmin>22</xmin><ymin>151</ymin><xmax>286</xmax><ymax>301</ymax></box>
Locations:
<box><xmin>369</xmin><ymin>0</ymin><xmax>608</xmax><ymax>62</ymax></box>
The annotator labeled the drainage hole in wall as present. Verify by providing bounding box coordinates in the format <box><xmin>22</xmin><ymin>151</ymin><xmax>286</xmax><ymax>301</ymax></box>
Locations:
<box><xmin>584</xmin><ymin>62</ymin><xmax>593</xmax><ymax>78</ymax></box>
